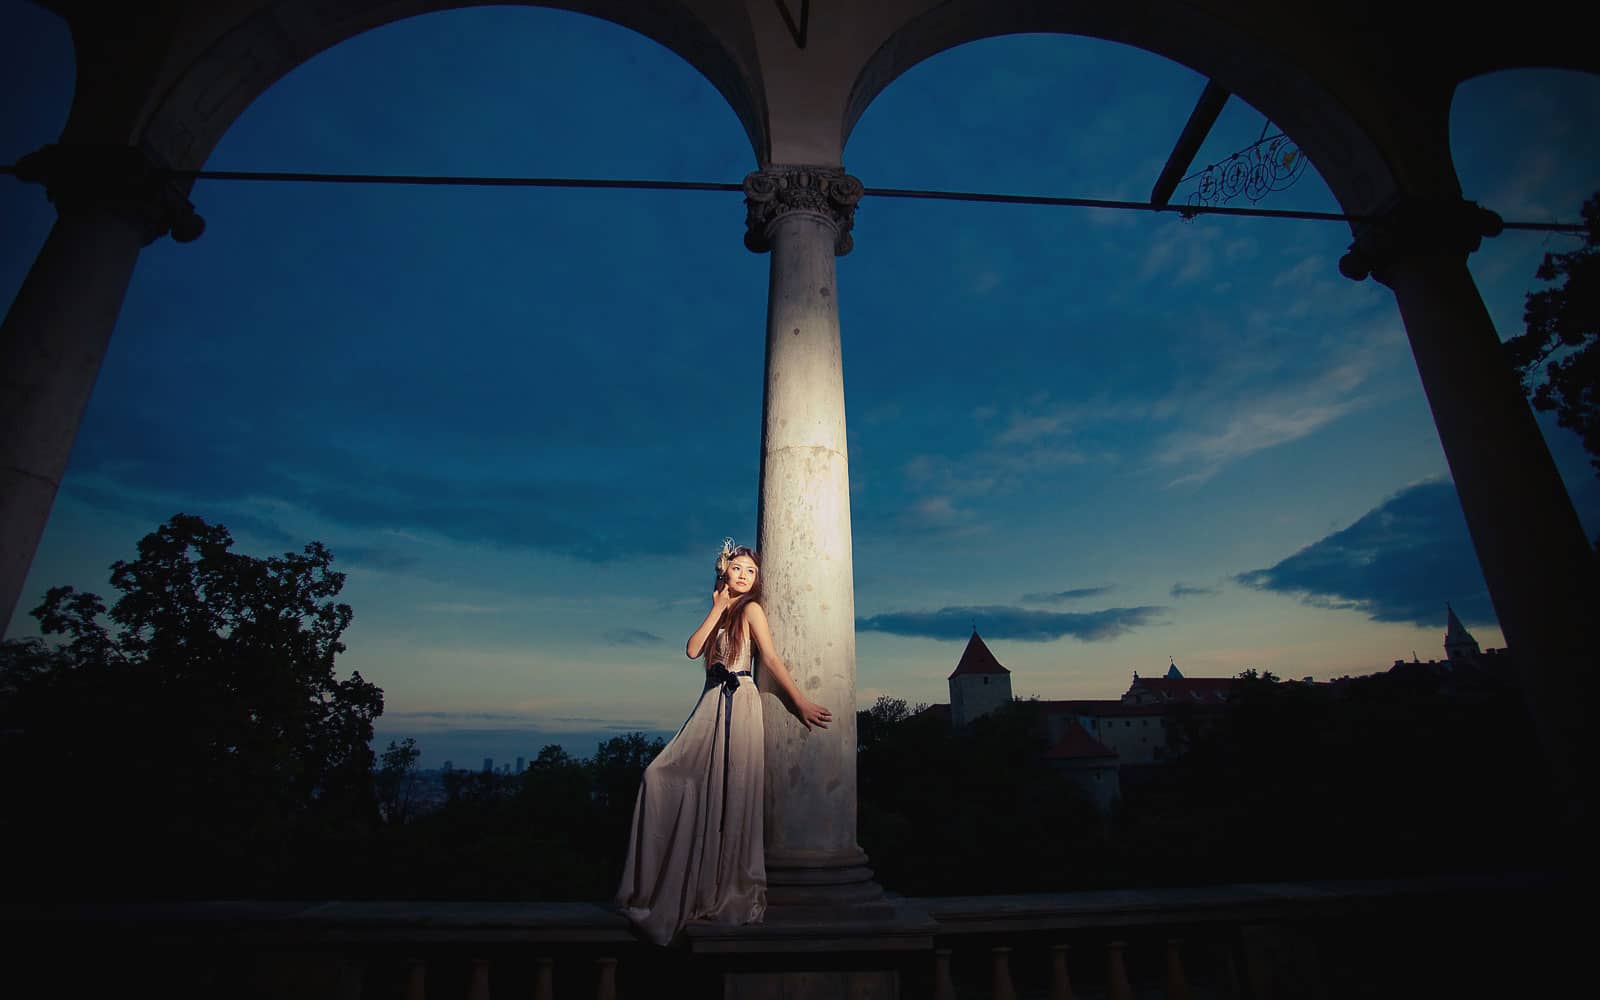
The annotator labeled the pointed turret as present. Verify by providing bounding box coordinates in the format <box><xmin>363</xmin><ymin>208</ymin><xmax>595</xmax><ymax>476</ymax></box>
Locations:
<box><xmin>1444</xmin><ymin>603</ymin><xmax>1481</xmax><ymax>663</ymax></box>
<box><xmin>948</xmin><ymin>627</ymin><xmax>1010</xmax><ymax>679</ymax></box>
<box><xmin>1165</xmin><ymin>658</ymin><xmax>1183</xmax><ymax>680</ymax></box>
<box><xmin>948</xmin><ymin>628</ymin><xmax>1013</xmax><ymax>726</ymax></box>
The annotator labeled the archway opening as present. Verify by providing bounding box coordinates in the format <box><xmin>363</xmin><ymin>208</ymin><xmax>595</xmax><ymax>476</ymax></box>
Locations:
<box><xmin>10</xmin><ymin>6</ymin><xmax>759</xmax><ymax>775</ymax></box>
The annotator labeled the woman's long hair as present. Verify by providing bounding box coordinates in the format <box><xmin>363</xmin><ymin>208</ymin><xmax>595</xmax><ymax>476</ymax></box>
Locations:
<box><xmin>705</xmin><ymin>543</ymin><xmax>762</xmax><ymax>669</ymax></box>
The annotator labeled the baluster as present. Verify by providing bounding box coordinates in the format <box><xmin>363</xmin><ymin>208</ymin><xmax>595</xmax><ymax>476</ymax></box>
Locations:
<box><xmin>595</xmin><ymin>956</ymin><xmax>618</xmax><ymax>1000</ymax></box>
<box><xmin>334</xmin><ymin>957</ymin><xmax>364</xmax><ymax>1000</ymax></box>
<box><xmin>468</xmin><ymin>957</ymin><xmax>491</xmax><ymax>1000</ymax></box>
<box><xmin>1107</xmin><ymin>941</ymin><xmax>1133</xmax><ymax>1000</ymax></box>
<box><xmin>990</xmin><ymin>946</ymin><xmax>1017</xmax><ymax>1000</ymax></box>
<box><xmin>933</xmin><ymin>947</ymin><xmax>956</xmax><ymax>1000</ymax></box>
<box><xmin>533</xmin><ymin>957</ymin><xmax>555</xmax><ymax>1000</ymax></box>
<box><xmin>1050</xmin><ymin>944</ymin><xmax>1075</xmax><ymax>1000</ymax></box>
<box><xmin>1218</xmin><ymin>940</ymin><xmax>1243</xmax><ymax>1000</ymax></box>
<box><xmin>1240</xmin><ymin>926</ymin><xmax>1273</xmax><ymax>1000</ymax></box>
<box><xmin>1165</xmin><ymin>938</ymin><xmax>1191</xmax><ymax>1000</ymax></box>
<box><xmin>404</xmin><ymin>958</ymin><xmax>427</xmax><ymax>1000</ymax></box>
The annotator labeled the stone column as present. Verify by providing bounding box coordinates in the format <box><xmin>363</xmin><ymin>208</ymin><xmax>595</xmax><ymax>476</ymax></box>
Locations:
<box><xmin>0</xmin><ymin>144</ymin><xmax>203</xmax><ymax>634</ymax></box>
<box><xmin>743</xmin><ymin>165</ymin><xmax>887</xmax><ymax>914</ymax></box>
<box><xmin>1341</xmin><ymin>198</ymin><xmax>1596</xmax><ymax>844</ymax></box>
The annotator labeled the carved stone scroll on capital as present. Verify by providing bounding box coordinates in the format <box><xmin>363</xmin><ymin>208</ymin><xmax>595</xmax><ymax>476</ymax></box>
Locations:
<box><xmin>1338</xmin><ymin>198</ymin><xmax>1503</xmax><ymax>285</ymax></box>
<box><xmin>12</xmin><ymin>144</ymin><xmax>206</xmax><ymax>245</ymax></box>
<box><xmin>743</xmin><ymin>167</ymin><xmax>864</xmax><ymax>255</ymax></box>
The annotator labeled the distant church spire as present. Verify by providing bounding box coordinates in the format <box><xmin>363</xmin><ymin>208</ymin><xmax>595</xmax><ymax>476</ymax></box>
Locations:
<box><xmin>1444</xmin><ymin>603</ymin><xmax>1480</xmax><ymax>663</ymax></box>
<box><xmin>1165</xmin><ymin>657</ymin><xmax>1183</xmax><ymax>680</ymax></box>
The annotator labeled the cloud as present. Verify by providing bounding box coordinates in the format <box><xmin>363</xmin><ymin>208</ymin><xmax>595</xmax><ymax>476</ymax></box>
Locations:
<box><xmin>994</xmin><ymin>414</ymin><xmax>1066</xmax><ymax>445</ymax></box>
<box><xmin>336</xmin><ymin>545</ymin><xmax>421</xmax><ymax>573</ymax></box>
<box><xmin>604</xmin><ymin>627</ymin><xmax>665</xmax><ymax>646</ymax></box>
<box><xmin>62</xmin><ymin>482</ymin><xmax>294</xmax><ymax>547</ymax></box>
<box><xmin>421</xmin><ymin>602</ymin><xmax>503</xmax><ymax>615</ymax></box>
<box><xmin>1155</xmin><ymin>395</ymin><xmax>1368</xmax><ymax>486</ymax></box>
<box><xmin>1170</xmin><ymin>582</ymin><xmax>1219</xmax><ymax>598</ymax></box>
<box><xmin>1141</xmin><ymin>225</ymin><xmax>1219</xmax><ymax>286</ymax></box>
<box><xmin>61</xmin><ymin>408</ymin><xmax>746</xmax><ymax>564</ymax></box>
<box><xmin>1234</xmin><ymin>479</ymin><xmax>1497</xmax><ymax>628</ymax></box>
<box><xmin>856</xmin><ymin>603</ymin><xmax>1167</xmax><ymax>642</ymax></box>
<box><xmin>1020</xmin><ymin>586</ymin><xmax>1113</xmax><ymax>604</ymax></box>
<box><xmin>1150</xmin><ymin>340</ymin><xmax>1385</xmax><ymax>486</ymax></box>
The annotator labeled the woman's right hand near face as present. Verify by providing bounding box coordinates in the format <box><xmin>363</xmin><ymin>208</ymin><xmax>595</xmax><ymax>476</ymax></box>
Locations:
<box><xmin>711</xmin><ymin>583</ymin><xmax>731</xmax><ymax>612</ymax></box>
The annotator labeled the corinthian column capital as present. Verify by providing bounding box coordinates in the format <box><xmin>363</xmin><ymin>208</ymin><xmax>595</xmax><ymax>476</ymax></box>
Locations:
<box><xmin>13</xmin><ymin>144</ymin><xmax>206</xmax><ymax>245</ymax></box>
<box><xmin>1337</xmin><ymin>197</ymin><xmax>1503</xmax><ymax>286</ymax></box>
<box><xmin>743</xmin><ymin>166</ymin><xmax>863</xmax><ymax>255</ymax></box>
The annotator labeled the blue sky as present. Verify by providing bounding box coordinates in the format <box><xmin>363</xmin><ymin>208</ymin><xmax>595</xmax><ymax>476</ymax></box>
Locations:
<box><xmin>4</xmin><ymin>3</ymin><xmax>1598</xmax><ymax>767</ymax></box>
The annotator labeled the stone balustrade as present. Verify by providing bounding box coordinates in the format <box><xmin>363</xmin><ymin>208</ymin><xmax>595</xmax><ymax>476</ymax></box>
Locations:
<box><xmin>0</xmin><ymin>872</ymin><xmax>1562</xmax><ymax>998</ymax></box>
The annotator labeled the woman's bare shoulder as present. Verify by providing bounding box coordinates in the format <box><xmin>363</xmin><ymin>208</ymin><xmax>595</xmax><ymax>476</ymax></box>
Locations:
<box><xmin>744</xmin><ymin>601</ymin><xmax>768</xmax><ymax>621</ymax></box>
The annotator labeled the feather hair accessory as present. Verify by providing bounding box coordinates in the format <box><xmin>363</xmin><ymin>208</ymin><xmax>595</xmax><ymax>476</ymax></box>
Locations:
<box><xmin>716</xmin><ymin>536</ymin><xmax>737</xmax><ymax>574</ymax></box>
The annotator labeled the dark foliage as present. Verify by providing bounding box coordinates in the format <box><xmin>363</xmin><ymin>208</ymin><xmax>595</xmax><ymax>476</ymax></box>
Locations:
<box><xmin>0</xmin><ymin>514</ymin><xmax>383</xmax><ymax>899</ymax></box>
<box><xmin>858</xmin><ymin>697</ymin><xmax>1104</xmax><ymax>894</ymax></box>
<box><xmin>856</xmin><ymin>669</ymin><xmax>1554</xmax><ymax>896</ymax></box>
<box><xmin>1148</xmin><ymin>667</ymin><xmax>1553</xmax><ymax>882</ymax></box>
<box><xmin>1</xmin><ymin>517</ymin><xmax>1553</xmax><ymax>903</ymax></box>
<box><xmin>1504</xmin><ymin>191</ymin><xmax>1600</xmax><ymax>480</ymax></box>
<box><xmin>364</xmin><ymin>734</ymin><xmax>666</xmax><ymax>899</ymax></box>
<box><xmin>0</xmin><ymin>514</ymin><xmax>674</xmax><ymax>901</ymax></box>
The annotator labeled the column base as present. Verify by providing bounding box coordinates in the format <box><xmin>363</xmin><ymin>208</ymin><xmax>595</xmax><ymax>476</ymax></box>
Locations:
<box><xmin>686</xmin><ymin>897</ymin><xmax>935</xmax><ymax>1000</ymax></box>
<box><xmin>763</xmin><ymin>846</ymin><xmax>896</xmax><ymax>920</ymax></box>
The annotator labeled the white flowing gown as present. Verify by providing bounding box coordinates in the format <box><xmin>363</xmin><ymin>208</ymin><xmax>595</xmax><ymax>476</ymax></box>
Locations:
<box><xmin>615</xmin><ymin>626</ymin><xmax>766</xmax><ymax>945</ymax></box>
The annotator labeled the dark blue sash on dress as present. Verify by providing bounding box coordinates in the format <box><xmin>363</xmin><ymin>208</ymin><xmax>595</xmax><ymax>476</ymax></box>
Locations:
<box><xmin>707</xmin><ymin>663</ymin><xmax>751</xmax><ymax>835</ymax></box>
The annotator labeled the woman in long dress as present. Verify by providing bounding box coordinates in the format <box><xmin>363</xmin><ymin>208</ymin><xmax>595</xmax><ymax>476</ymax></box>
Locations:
<box><xmin>615</xmin><ymin>541</ymin><xmax>832</xmax><ymax>945</ymax></box>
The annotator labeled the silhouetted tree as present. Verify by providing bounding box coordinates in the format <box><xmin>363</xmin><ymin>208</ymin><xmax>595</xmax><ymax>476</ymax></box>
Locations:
<box><xmin>857</xmin><ymin>694</ymin><xmax>923</xmax><ymax>750</ymax></box>
<box><xmin>0</xmin><ymin>514</ymin><xmax>383</xmax><ymax>898</ymax></box>
<box><xmin>590</xmin><ymin>733</ymin><xmax>667</xmax><ymax>864</ymax></box>
<box><xmin>1151</xmin><ymin>666</ymin><xmax>1552</xmax><ymax>882</ymax></box>
<box><xmin>1504</xmin><ymin>191</ymin><xmax>1600</xmax><ymax>482</ymax></box>
<box><xmin>370</xmin><ymin>735</ymin><xmax>667</xmax><ymax>900</ymax></box>
<box><xmin>854</xmin><ymin>668</ymin><xmax>1550</xmax><ymax>896</ymax></box>
<box><xmin>376</xmin><ymin>737</ymin><xmax>421</xmax><ymax>825</ymax></box>
<box><xmin>858</xmin><ymin>700</ymin><xmax>1102</xmax><ymax>894</ymax></box>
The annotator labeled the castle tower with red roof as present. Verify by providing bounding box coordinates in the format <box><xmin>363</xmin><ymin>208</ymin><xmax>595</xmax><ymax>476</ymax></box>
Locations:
<box><xmin>949</xmin><ymin>628</ymin><xmax>1012</xmax><ymax>726</ymax></box>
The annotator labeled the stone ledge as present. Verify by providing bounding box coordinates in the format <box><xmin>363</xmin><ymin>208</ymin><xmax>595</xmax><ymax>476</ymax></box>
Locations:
<box><xmin>685</xmin><ymin>901</ymin><xmax>937</xmax><ymax>955</ymax></box>
<box><xmin>916</xmin><ymin>871</ymin><xmax>1560</xmax><ymax>933</ymax></box>
<box><xmin>2</xmin><ymin>872</ymin><xmax>1556</xmax><ymax>945</ymax></box>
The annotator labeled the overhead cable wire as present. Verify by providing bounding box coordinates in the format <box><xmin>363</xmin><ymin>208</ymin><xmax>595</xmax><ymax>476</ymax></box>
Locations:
<box><xmin>0</xmin><ymin>163</ymin><xmax>1587</xmax><ymax>233</ymax></box>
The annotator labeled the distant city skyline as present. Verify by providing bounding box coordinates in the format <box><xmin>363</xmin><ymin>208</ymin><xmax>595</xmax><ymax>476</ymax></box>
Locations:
<box><xmin>3</xmin><ymin>5</ymin><xmax>1597</xmax><ymax>771</ymax></box>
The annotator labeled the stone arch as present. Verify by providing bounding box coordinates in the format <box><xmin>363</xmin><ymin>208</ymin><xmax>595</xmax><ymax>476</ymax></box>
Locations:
<box><xmin>843</xmin><ymin>1</ymin><xmax>1404</xmax><ymax>219</ymax></box>
<box><xmin>122</xmin><ymin>0</ymin><xmax>764</xmax><ymax>174</ymax></box>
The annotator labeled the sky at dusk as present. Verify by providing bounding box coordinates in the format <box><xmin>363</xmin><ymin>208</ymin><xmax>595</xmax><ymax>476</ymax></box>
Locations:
<box><xmin>4</xmin><ymin>3</ymin><xmax>1598</xmax><ymax>767</ymax></box>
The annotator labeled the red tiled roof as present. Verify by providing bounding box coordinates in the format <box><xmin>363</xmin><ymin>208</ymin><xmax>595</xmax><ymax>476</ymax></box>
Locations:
<box><xmin>1038</xmin><ymin>699</ymin><xmax>1168</xmax><ymax>718</ymax></box>
<box><xmin>1127</xmin><ymin>677</ymin><xmax>1234</xmax><ymax>702</ymax></box>
<box><xmin>948</xmin><ymin>631</ymin><xmax>1009</xmax><ymax>679</ymax></box>
<box><xmin>1044</xmin><ymin>720</ymin><xmax>1118</xmax><ymax>760</ymax></box>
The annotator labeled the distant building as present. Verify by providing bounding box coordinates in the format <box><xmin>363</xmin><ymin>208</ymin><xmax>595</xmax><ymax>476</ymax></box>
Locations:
<box><xmin>516</xmin><ymin>756</ymin><xmax>526</xmax><ymax>774</ymax></box>
<box><xmin>482</xmin><ymin>757</ymin><xmax>494</xmax><ymax>774</ymax></box>
<box><xmin>1387</xmin><ymin>603</ymin><xmax>1514</xmax><ymax>682</ymax></box>
<box><xmin>1043</xmin><ymin>718</ymin><xmax>1120</xmax><ymax>811</ymax></box>
<box><xmin>926</xmin><ymin>629</ymin><xmax>1207</xmax><ymax>766</ymax></box>
<box><xmin>1038</xmin><ymin>699</ymin><xmax>1173</xmax><ymax>766</ymax></box>
<box><xmin>948</xmin><ymin>628</ymin><xmax>1013</xmax><ymax>727</ymax></box>
<box><xmin>1123</xmin><ymin>660</ymin><xmax>1235</xmax><ymax>707</ymax></box>
<box><xmin>907</xmin><ymin>605</ymin><xmax>1490</xmax><ymax>812</ymax></box>
<box><xmin>1444</xmin><ymin>603</ymin><xmax>1481</xmax><ymax>663</ymax></box>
